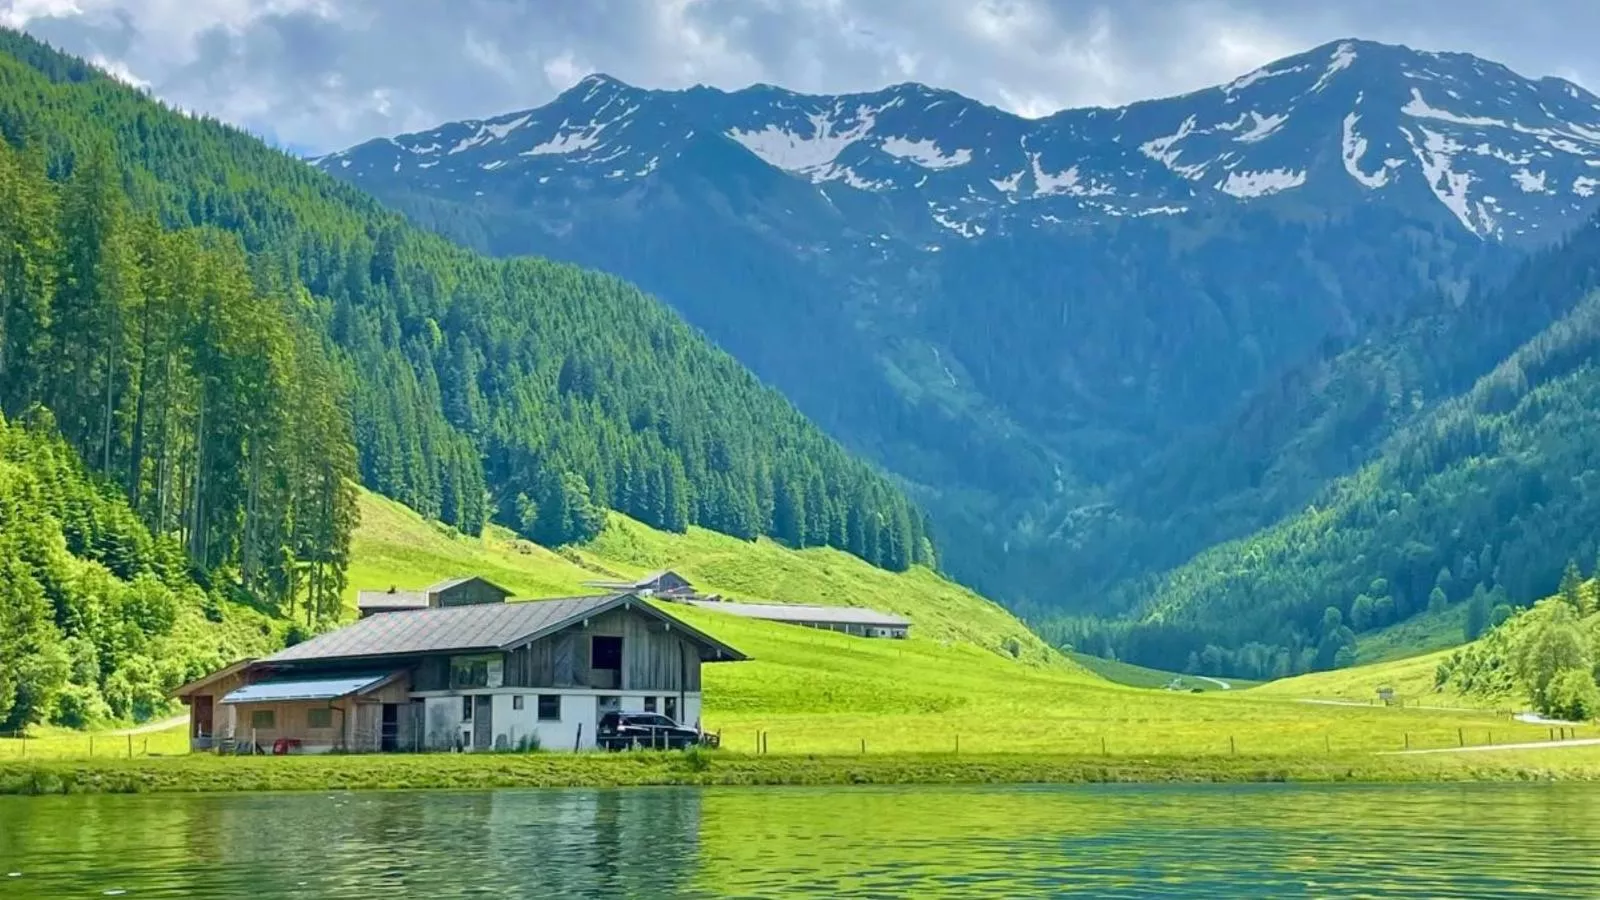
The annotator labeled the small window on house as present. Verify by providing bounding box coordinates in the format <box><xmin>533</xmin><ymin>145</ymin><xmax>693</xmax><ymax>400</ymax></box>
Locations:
<box><xmin>250</xmin><ymin>709</ymin><xmax>275</xmax><ymax>730</ymax></box>
<box><xmin>664</xmin><ymin>696</ymin><xmax>678</xmax><ymax>722</ymax></box>
<box><xmin>591</xmin><ymin>635</ymin><xmax>623</xmax><ymax>670</ymax></box>
<box><xmin>537</xmin><ymin>695</ymin><xmax>561</xmax><ymax>721</ymax></box>
<box><xmin>306</xmin><ymin>708</ymin><xmax>333</xmax><ymax>729</ymax></box>
<box><xmin>643</xmin><ymin>696</ymin><xmax>658</xmax><ymax>713</ymax></box>
<box><xmin>462</xmin><ymin>696</ymin><xmax>474</xmax><ymax>721</ymax></box>
<box><xmin>450</xmin><ymin>656</ymin><xmax>492</xmax><ymax>689</ymax></box>
<box><xmin>512</xmin><ymin>695</ymin><xmax>524</xmax><ymax>711</ymax></box>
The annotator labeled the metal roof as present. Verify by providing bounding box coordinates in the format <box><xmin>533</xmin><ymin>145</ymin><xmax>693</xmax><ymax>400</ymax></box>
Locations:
<box><xmin>266</xmin><ymin>595</ymin><xmax>625</xmax><ymax>663</ymax></box>
<box><xmin>262</xmin><ymin>594</ymin><xmax>748</xmax><ymax>664</ymax></box>
<box><xmin>680</xmin><ymin>600</ymin><xmax>911</xmax><ymax>627</ymax></box>
<box><xmin>221</xmin><ymin>673</ymin><xmax>395</xmax><ymax>704</ymax></box>
<box><xmin>424</xmin><ymin>576</ymin><xmax>511</xmax><ymax>595</ymax></box>
<box><xmin>356</xmin><ymin>590</ymin><xmax>429</xmax><ymax>609</ymax></box>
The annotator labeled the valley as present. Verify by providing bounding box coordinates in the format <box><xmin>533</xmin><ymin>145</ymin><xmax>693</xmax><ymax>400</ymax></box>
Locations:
<box><xmin>319</xmin><ymin>36</ymin><xmax>1600</xmax><ymax>677</ymax></box>
<box><xmin>3</xmin><ymin>18</ymin><xmax>1600</xmax><ymax>780</ymax></box>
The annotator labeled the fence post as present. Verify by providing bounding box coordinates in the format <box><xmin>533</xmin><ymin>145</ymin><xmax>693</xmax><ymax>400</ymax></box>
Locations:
<box><xmin>128</xmin><ymin>734</ymin><xmax>133</xmax><ymax>759</ymax></box>
<box><xmin>89</xmin><ymin>735</ymin><xmax>94</xmax><ymax>757</ymax></box>
<box><xmin>1230</xmin><ymin>735</ymin><xmax>1236</xmax><ymax>756</ymax></box>
<box><xmin>860</xmin><ymin>738</ymin><xmax>866</xmax><ymax>755</ymax></box>
<box><xmin>1404</xmin><ymin>733</ymin><xmax>1410</xmax><ymax>750</ymax></box>
<box><xmin>1101</xmin><ymin>736</ymin><xmax>1107</xmax><ymax>756</ymax></box>
<box><xmin>955</xmin><ymin>734</ymin><xmax>960</xmax><ymax>755</ymax></box>
<box><xmin>1458</xmin><ymin>728</ymin><xmax>1464</xmax><ymax>748</ymax></box>
<box><xmin>574</xmin><ymin>722</ymin><xmax>583</xmax><ymax>753</ymax></box>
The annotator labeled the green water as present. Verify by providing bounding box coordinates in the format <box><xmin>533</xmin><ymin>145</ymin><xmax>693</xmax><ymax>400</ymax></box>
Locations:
<box><xmin>1</xmin><ymin>783</ymin><xmax>1597</xmax><ymax>897</ymax></box>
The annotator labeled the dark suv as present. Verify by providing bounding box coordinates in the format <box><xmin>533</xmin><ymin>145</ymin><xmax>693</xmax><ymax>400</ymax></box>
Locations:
<box><xmin>596</xmin><ymin>711</ymin><xmax>708</xmax><ymax>750</ymax></box>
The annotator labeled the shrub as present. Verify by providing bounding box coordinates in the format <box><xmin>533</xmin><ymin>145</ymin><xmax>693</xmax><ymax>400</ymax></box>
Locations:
<box><xmin>1546</xmin><ymin>668</ymin><xmax>1600</xmax><ymax>721</ymax></box>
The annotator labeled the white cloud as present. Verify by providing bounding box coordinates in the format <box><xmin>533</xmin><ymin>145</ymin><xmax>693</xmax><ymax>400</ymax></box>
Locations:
<box><xmin>3</xmin><ymin>0</ymin><xmax>1597</xmax><ymax>153</ymax></box>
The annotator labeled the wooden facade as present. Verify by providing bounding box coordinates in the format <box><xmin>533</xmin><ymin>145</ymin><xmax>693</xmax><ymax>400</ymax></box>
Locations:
<box><xmin>434</xmin><ymin>577</ymin><xmax>512</xmax><ymax>608</ymax></box>
<box><xmin>413</xmin><ymin>608</ymin><xmax>706</xmax><ymax>693</ymax></box>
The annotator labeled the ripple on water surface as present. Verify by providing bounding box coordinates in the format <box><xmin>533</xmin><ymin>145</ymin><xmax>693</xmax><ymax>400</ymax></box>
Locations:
<box><xmin>1</xmin><ymin>782</ymin><xmax>1598</xmax><ymax>898</ymax></box>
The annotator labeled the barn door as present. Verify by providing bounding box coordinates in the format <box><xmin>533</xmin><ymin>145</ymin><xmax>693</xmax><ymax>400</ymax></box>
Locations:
<box><xmin>472</xmin><ymin>695</ymin><xmax>493</xmax><ymax>751</ymax></box>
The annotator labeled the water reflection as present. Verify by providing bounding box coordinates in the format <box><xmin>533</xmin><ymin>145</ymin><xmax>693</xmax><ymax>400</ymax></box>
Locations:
<box><xmin>2</xmin><ymin>783</ymin><xmax>1598</xmax><ymax>898</ymax></box>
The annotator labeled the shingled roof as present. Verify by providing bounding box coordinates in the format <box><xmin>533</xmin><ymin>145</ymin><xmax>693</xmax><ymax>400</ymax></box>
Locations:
<box><xmin>265</xmin><ymin>594</ymin><xmax>747</xmax><ymax>664</ymax></box>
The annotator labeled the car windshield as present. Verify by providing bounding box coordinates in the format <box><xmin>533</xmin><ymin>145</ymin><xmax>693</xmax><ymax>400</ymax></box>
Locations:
<box><xmin>623</xmin><ymin>714</ymin><xmax>677</xmax><ymax>727</ymax></box>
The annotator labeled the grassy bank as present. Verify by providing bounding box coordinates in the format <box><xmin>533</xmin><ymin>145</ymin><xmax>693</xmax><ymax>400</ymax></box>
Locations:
<box><xmin>7</xmin><ymin>746</ymin><xmax>1600</xmax><ymax>795</ymax></box>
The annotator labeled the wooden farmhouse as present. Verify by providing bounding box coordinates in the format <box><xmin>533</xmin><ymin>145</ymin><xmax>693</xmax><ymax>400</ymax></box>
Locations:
<box><xmin>172</xmin><ymin>590</ymin><xmax>745</xmax><ymax>755</ymax></box>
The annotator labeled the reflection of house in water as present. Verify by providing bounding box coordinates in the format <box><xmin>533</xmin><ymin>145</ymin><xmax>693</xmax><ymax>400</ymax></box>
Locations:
<box><xmin>587</xmin><ymin>569</ymin><xmax>913</xmax><ymax>639</ymax></box>
<box><xmin>171</xmin><ymin>789</ymin><xmax>705</xmax><ymax>896</ymax></box>
<box><xmin>172</xmin><ymin>581</ymin><xmax>746</xmax><ymax>754</ymax></box>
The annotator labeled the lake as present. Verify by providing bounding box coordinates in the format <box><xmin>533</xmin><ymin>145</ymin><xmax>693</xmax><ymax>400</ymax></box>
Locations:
<box><xmin>2</xmin><ymin>783</ymin><xmax>1597</xmax><ymax>897</ymax></box>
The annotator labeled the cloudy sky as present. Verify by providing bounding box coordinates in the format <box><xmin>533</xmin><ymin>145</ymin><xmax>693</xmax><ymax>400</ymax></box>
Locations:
<box><xmin>1</xmin><ymin>0</ymin><xmax>1589</xmax><ymax>155</ymax></box>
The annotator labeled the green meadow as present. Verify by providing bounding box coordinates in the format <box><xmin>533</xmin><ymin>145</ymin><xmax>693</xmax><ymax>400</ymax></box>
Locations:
<box><xmin>5</xmin><ymin>488</ymin><xmax>1591</xmax><ymax>790</ymax></box>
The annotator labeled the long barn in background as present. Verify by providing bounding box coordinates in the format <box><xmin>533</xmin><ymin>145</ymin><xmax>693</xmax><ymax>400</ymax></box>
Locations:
<box><xmin>679</xmin><ymin>600</ymin><xmax>911</xmax><ymax>639</ymax></box>
<box><xmin>585</xmin><ymin>569</ymin><xmax>913</xmax><ymax>639</ymax></box>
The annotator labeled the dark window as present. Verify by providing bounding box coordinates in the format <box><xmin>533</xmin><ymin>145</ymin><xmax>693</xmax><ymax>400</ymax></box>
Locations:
<box><xmin>512</xmin><ymin>695</ymin><xmax>524</xmax><ymax>711</ymax></box>
<box><xmin>643</xmin><ymin>696</ymin><xmax>657</xmax><ymax>712</ymax></box>
<box><xmin>306</xmin><ymin>708</ymin><xmax>333</xmax><ymax>729</ymax></box>
<box><xmin>591</xmin><ymin>635</ymin><xmax>623</xmax><ymax>669</ymax></box>
<box><xmin>537</xmin><ymin>695</ymin><xmax>561</xmax><ymax>721</ymax></box>
<box><xmin>450</xmin><ymin>657</ymin><xmax>491</xmax><ymax>689</ymax></box>
<box><xmin>664</xmin><ymin>696</ymin><xmax>678</xmax><ymax>722</ymax></box>
<box><xmin>250</xmin><ymin>709</ymin><xmax>275</xmax><ymax>730</ymax></box>
<box><xmin>462</xmin><ymin>696</ymin><xmax>474</xmax><ymax>721</ymax></box>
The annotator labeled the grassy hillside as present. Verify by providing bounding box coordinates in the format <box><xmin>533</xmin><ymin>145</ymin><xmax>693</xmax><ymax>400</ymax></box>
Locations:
<box><xmin>347</xmin><ymin>489</ymin><xmax>1055</xmax><ymax>661</ymax></box>
<box><xmin>332</xmin><ymin>489</ymin><xmax>1564</xmax><ymax>759</ymax></box>
<box><xmin>1355</xmin><ymin>604</ymin><xmax>1472</xmax><ymax>665</ymax></box>
<box><xmin>1066</xmin><ymin>653</ymin><xmax>1259</xmax><ymax>692</ymax></box>
<box><xmin>1249</xmin><ymin>650</ymin><xmax>1469</xmax><ymax>707</ymax></box>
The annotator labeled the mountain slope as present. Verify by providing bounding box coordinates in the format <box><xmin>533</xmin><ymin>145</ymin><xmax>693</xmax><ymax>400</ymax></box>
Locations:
<box><xmin>349</xmin><ymin>488</ymin><xmax>1053</xmax><ymax>661</ymax></box>
<box><xmin>0</xmin><ymin>28</ymin><xmax>932</xmax><ymax>576</ymax></box>
<box><xmin>320</xmin><ymin>38</ymin><xmax>1599</xmax><ymax>612</ymax></box>
<box><xmin>1062</xmin><ymin>232</ymin><xmax>1600</xmax><ymax>677</ymax></box>
<box><xmin>0</xmin><ymin>410</ymin><xmax>280</xmax><ymax>730</ymax></box>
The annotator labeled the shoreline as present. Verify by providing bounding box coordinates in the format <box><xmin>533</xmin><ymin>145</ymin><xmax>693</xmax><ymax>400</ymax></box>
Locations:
<box><xmin>4</xmin><ymin>750</ymin><xmax>1599</xmax><ymax>796</ymax></box>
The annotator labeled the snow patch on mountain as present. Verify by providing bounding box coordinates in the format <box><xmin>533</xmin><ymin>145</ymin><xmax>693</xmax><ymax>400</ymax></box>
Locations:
<box><xmin>1312</xmin><ymin>42</ymin><xmax>1359</xmax><ymax>93</ymax></box>
<box><xmin>1341</xmin><ymin>113</ymin><xmax>1405</xmax><ymax>189</ymax></box>
<box><xmin>880</xmin><ymin>136</ymin><xmax>972</xmax><ymax>169</ymax></box>
<box><xmin>1218</xmin><ymin>168</ymin><xmax>1307</xmax><ymax>198</ymax></box>
<box><xmin>990</xmin><ymin>170</ymin><xmax>1024</xmax><ymax>194</ymax></box>
<box><xmin>1403</xmin><ymin>88</ymin><xmax>1507</xmax><ymax>129</ymax></box>
<box><xmin>728</xmin><ymin>107</ymin><xmax>880</xmax><ymax>173</ymax></box>
<box><xmin>1234</xmin><ymin>111</ymin><xmax>1288</xmax><ymax>142</ymax></box>
<box><xmin>1141</xmin><ymin>116</ymin><xmax>1208</xmax><ymax>179</ymax></box>
<box><xmin>1029</xmin><ymin>154</ymin><xmax>1114</xmax><ymax>197</ymax></box>
<box><xmin>1513</xmin><ymin>168</ymin><xmax>1551</xmax><ymax>193</ymax></box>
<box><xmin>1406</xmin><ymin>126</ymin><xmax>1482</xmax><ymax>233</ymax></box>
<box><xmin>524</xmin><ymin>120</ymin><xmax>611</xmax><ymax>156</ymax></box>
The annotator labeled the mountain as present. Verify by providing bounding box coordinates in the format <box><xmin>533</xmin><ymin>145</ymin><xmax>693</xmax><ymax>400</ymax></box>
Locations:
<box><xmin>0</xmin><ymin>27</ymin><xmax>955</xmax><ymax>727</ymax></box>
<box><xmin>0</xmin><ymin>27</ymin><xmax>934</xmax><ymax>580</ymax></box>
<box><xmin>319</xmin><ymin>38</ymin><xmax>1600</xmax><ymax>615</ymax></box>
<box><xmin>1056</xmin><ymin>211</ymin><xmax>1600</xmax><ymax>677</ymax></box>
